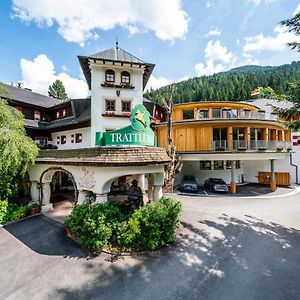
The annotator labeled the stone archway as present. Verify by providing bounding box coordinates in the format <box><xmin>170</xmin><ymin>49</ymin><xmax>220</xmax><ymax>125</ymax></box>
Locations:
<box><xmin>39</xmin><ymin>167</ymin><xmax>78</xmax><ymax>212</ymax></box>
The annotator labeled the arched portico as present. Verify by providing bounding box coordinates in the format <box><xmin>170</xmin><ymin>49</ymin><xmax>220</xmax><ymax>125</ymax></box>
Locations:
<box><xmin>31</xmin><ymin>167</ymin><xmax>78</xmax><ymax>212</ymax></box>
<box><xmin>28</xmin><ymin>147</ymin><xmax>170</xmax><ymax>212</ymax></box>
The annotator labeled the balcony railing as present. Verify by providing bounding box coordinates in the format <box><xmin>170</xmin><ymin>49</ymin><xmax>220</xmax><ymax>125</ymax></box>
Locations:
<box><xmin>196</xmin><ymin>109</ymin><xmax>277</xmax><ymax>121</ymax></box>
<box><xmin>212</xmin><ymin>140</ymin><xmax>291</xmax><ymax>152</ymax></box>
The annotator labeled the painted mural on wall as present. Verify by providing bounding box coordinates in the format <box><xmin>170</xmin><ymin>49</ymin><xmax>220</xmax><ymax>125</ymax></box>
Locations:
<box><xmin>95</xmin><ymin>104</ymin><xmax>156</xmax><ymax>147</ymax></box>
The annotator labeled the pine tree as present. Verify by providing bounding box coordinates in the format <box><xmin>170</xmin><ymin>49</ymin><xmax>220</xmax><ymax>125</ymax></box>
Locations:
<box><xmin>280</xmin><ymin>13</ymin><xmax>300</xmax><ymax>52</ymax></box>
<box><xmin>48</xmin><ymin>79</ymin><xmax>68</xmax><ymax>100</ymax></box>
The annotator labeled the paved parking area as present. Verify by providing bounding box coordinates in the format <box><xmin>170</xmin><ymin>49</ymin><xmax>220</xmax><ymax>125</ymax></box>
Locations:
<box><xmin>177</xmin><ymin>183</ymin><xmax>294</xmax><ymax>197</ymax></box>
<box><xmin>1</xmin><ymin>191</ymin><xmax>300</xmax><ymax>300</ymax></box>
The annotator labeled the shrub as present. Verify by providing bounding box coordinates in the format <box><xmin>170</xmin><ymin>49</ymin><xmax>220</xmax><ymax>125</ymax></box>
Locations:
<box><xmin>0</xmin><ymin>200</ymin><xmax>8</xmax><ymax>224</ymax></box>
<box><xmin>0</xmin><ymin>200</ymin><xmax>28</xmax><ymax>224</ymax></box>
<box><xmin>65</xmin><ymin>197</ymin><xmax>182</xmax><ymax>252</ymax></box>
<box><xmin>128</xmin><ymin>197</ymin><xmax>182</xmax><ymax>250</ymax></box>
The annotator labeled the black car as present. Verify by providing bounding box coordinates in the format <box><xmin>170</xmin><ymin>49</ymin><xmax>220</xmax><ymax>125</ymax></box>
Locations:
<box><xmin>180</xmin><ymin>175</ymin><xmax>198</xmax><ymax>192</ymax></box>
<box><xmin>204</xmin><ymin>178</ymin><xmax>229</xmax><ymax>193</ymax></box>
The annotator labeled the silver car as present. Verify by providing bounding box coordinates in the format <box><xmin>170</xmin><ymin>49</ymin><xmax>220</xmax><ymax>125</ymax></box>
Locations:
<box><xmin>180</xmin><ymin>175</ymin><xmax>198</xmax><ymax>192</ymax></box>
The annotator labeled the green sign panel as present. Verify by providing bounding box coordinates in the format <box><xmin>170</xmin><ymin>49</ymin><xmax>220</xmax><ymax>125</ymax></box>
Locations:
<box><xmin>95</xmin><ymin>104</ymin><xmax>156</xmax><ymax>147</ymax></box>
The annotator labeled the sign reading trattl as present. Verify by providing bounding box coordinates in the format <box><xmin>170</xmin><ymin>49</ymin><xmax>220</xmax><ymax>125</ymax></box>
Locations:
<box><xmin>95</xmin><ymin>104</ymin><xmax>156</xmax><ymax>147</ymax></box>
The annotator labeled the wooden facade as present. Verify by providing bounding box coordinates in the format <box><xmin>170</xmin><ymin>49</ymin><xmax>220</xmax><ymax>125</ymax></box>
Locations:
<box><xmin>258</xmin><ymin>171</ymin><xmax>290</xmax><ymax>186</ymax></box>
<box><xmin>156</xmin><ymin>102</ymin><xmax>291</xmax><ymax>152</ymax></box>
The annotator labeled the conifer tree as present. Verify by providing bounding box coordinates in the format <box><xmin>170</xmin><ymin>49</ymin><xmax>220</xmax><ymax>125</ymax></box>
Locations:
<box><xmin>48</xmin><ymin>79</ymin><xmax>68</xmax><ymax>100</ymax></box>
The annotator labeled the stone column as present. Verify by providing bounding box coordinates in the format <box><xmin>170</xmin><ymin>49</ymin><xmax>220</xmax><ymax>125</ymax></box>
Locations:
<box><xmin>152</xmin><ymin>172</ymin><xmax>164</xmax><ymax>201</ymax></box>
<box><xmin>270</xmin><ymin>159</ymin><xmax>276</xmax><ymax>192</ymax></box>
<box><xmin>153</xmin><ymin>185</ymin><xmax>163</xmax><ymax>201</ymax></box>
<box><xmin>95</xmin><ymin>193</ymin><xmax>108</xmax><ymax>204</ymax></box>
<box><xmin>30</xmin><ymin>181</ymin><xmax>40</xmax><ymax>203</ymax></box>
<box><xmin>147</xmin><ymin>174</ymin><xmax>154</xmax><ymax>202</ymax></box>
<box><xmin>230</xmin><ymin>160</ymin><xmax>236</xmax><ymax>194</ymax></box>
<box><xmin>41</xmin><ymin>182</ymin><xmax>53</xmax><ymax>212</ymax></box>
<box><xmin>77</xmin><ymin>190</ymin><xmax>88</xmax><ymax>204</ymax></box>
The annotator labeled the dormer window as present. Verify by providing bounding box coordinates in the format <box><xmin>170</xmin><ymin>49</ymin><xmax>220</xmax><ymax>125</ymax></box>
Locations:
<box><xmin>105</xmin><ymin>69</ymin><xmax>115</xmax><ymax>82</ymax></box>
<box><xmin>121</xmin><ymin>71</ymin><xmax>130</xmax><ymax>84</ymax></box>
<box><xmin>56</xmin><ymin>109</ymin><xmax>66</xmax><ymax>119</ymax></box>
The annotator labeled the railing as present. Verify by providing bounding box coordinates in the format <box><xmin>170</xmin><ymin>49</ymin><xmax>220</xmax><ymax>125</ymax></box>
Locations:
<box><xmin>212</xmin><ymin>140</ymin><xmax>291</xmax><ymax>151</ymax></box>
<box><xmin>196</xmin><ymin>109</ymin><xmax>277</xmax><ymax>121</ymax></box>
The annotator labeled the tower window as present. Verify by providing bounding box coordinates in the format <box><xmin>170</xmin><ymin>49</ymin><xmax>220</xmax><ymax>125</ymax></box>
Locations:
<box><xmin>105</xmin><ymin>69</ymin><xmax>115</xmax><ymax>82</ymax></box>
<box><xmin>121</xmin><ymin>100</ymin><xmax>131</xmax><ymax>112</ymax></box>
<box><xmin>121</xmin><ymin>71</ymin><xmax>130</xmax><ymax>84</ymax></box>
<box><xmin>105</xmin><ymin>100</ymin><xmax>116</xmax><ymax>112</ymax></box>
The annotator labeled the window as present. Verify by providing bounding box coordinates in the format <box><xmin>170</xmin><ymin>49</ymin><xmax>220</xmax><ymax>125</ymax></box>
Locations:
<box><xmin>121</xmin><ymin>100</ymin><xmax>131</xmax><ymax>112</ymax></box>
<box><xmin>197</xmin><ymin>109</ymin><xmax>209</xmax><ymax>119</ymax></box>
<box><xmin>71</xmin><ymin>134</ymin><xmax>74</xmax><ymax>143</ymax></box>
<box><xmin>105</xmin><ymin>69</ymin><xmax>115</xmax><ymax>82</ymax></box>
<box><xmin>212</xmin><ymin>109</ymin><xmax>222</xmax><ymax>118</ymax></box>
<box><xmin>61</xmin><ymin>135</ymin><xmax>66</xmax><ymax>144</ymax></box>
<box><xmin>34</xmin><ymin>110</ymin><xmax>41</xmax><ymax>122</ymax></box>
<box><xmin>106</xmin><ymin>100</ymin><xmax>116</xmax><ymax>112</ymax></box>
<box><xmin>213</xmin><ymin>160</ymin><xmax>224</xmax><ymax>170</ymax></box>
<box><xmin>121</xmin><ymin>71</ymin><xmax>130</xmax><ymax>84</ymax></box>
<box><xmin>76</xmin><ymin>133</ymin><xmax>82</xmax><ymax>143</ymax></box>
<box><xmin>226</xmin><ymin>161</ymin><xmax>241</xmax><ymax>169</ymax></box>
<box><xmin>57</xmin><ymin>136</ymin><xmax>60</xmax><ymax>145</ymax></box>
<box><xmin>183</xmin><ymin>110</ymin><xmax>194</xmax><ymax>120</ymax></box>
<box><xmin>200</xmin><ymin>161</ymin><xmax>212</xmax><ymax>170</ymax></box>
<box><xmin>56</xmin><ymin>109</ymin><xmax>66</xmax><ymax>119</ymax></box>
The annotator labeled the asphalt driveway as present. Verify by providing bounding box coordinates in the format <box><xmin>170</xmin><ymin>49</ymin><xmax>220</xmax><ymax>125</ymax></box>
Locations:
<box><xmin>1</xmin><ymin>192</ymin><xmax>300</xmax><ymax>300</ymax></box>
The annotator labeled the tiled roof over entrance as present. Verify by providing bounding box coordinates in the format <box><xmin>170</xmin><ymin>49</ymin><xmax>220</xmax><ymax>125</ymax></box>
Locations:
<box><xmin>36</xmin><ymin>147</ymin><xmax>170</xmax><ymax>167</ymax></box>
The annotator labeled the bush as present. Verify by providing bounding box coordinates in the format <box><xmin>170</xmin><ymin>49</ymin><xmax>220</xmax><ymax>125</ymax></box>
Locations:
<box><xmin>0</xmin><ymin>200</ymin><xmax>8</xmax><ymax>224</ymax></box>
<box><xmin>0</xmin><ymin>200</ymin><xmax>28</xmax><ymax>224</ymax></box>
<box><xmin>65</xmin><ymin>197</ymin><xmax>182</xmax><ymax>252</ymax></box>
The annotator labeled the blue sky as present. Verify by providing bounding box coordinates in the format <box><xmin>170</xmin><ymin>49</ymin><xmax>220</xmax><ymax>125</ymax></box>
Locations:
<box><xmin>0</xmin><ymin>0</ymin><xmax>300</xmax><ymax>98</ymax></box>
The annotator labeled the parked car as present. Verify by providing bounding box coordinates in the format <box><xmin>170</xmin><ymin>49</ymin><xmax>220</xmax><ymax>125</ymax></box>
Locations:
<box><xmin>204</xmin><ymin>178</ymin><xmax>229</xmax><ymax>193</ymax></box>
<box><xmin>180</xmin><ymin>175</ymin><xmax>198</xmax><ymax>192</ymax></box>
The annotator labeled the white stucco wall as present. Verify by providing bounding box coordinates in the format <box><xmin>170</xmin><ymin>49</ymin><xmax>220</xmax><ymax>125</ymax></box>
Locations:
<box><xmin>181</xmin><ymin>161</ymin><xmax>244</xmax><ymax>185</ymax></box>
<box><xmin>179</xmin><ymin>157</ymin><xmax>293</xmax><ymax>185</ymax></box>
<box><xmin>29</xmin><ymin>163</ymin><xmax>164</xmax><ymax>197</ymax></box>
<box><xmin>291</xmin><ymin>132</ymin><xmax>300</xmax><ymax>184</ymax></box>
<box><xmin>90</xmin><ymin>63</ymin><xmax>144</xmax><ymax>146</ymax></box>
<box><xmin>51</xmin><ymin>127</ymin><xmax>91</xmax><ymax>150</ymax></box>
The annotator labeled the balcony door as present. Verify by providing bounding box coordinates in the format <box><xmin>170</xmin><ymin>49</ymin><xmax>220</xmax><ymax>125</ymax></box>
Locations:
<box><xmin>233</xmin><ymin>128</ymin><xmax>245</xmax><ymax>149</ymax></box>
<box><xmin>213</xmin><ymin>128</ymin><xmax>227</xmax><ymax>150</ymax></box>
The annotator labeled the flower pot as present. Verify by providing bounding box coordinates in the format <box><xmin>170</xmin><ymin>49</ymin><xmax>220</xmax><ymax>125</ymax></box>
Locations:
<box><xmin>65</xmin><ymin>227</ymin><xmax>72</xmax><ymax>235</ymax></box>
<box><xmin>30</xmin><ymin>207</ymin><xmax>40</xmax><ymax>215</ymax></box>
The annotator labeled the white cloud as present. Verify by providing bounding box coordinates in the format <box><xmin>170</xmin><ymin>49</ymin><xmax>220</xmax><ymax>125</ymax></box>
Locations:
<box><xmin>194</xmin><ymin>40</ymin><xmax>235</xmax><ymax>76</ymax></box>
<box><xmin>146</xmin><ymin>75</ymin><xmax>173</xmax><ymax>91</ymax></box>
<box><xmin>294</xmin><ymin>3</ymin><xmax>300</xmax><ymax>15</ymax></box>
<box><xmin>178</xmin><ymin>75</ymin><xmax>190</xmax><ymax>82</ymax></box>
<box><xmin>206</xmin><ymin>29</ymin><xmax>221</xmax><ymax>37</ymax></box>
<box><xmin>20</xmin><ymin>54</ymin><xmax>89</xmax><ymax>98</ymax></box>
<box><xmin>12</xmin><ymin>0</ymin><xmax>189</xmax><ymax>45</ymax></box>
<box><xmin>248</xmin><ymin>0</ymin><xmax>276</xmax><ymax>5</ymax></box>
<box><xmin>243</xmin><ymin>25</ymin><xmax>300</xmax><ymax>53</ymax></box>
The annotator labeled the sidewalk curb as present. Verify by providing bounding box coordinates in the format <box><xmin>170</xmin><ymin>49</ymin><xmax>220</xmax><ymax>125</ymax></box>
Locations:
<box><xmin>166</xmin><ymin>185</ymin><xmax>300</xmax><ymax>200</ymax></box>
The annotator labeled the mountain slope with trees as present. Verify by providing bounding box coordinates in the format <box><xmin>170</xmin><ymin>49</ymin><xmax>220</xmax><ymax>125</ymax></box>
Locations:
<box><xmin>144</xmin><ymin>61</ymin><xmax>300</xmax><ymax>104</ymax></box>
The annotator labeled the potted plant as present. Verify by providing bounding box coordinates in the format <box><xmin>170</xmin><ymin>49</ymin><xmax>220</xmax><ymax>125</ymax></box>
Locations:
<box><xmin>28</xmin><ymin>203</ymin><xmax>40</xmax><ymax>215</ymax></box>
<box><xmin>276</xmin><ymin>146</ymin><xmax>283</xmax><ymax>151</ymax></box>
<box><xmin>287</xmin><ymin>146</ymin><xmax>292</xmax><ymax>152</ymax></box>
<box><xmin>238</xmin><ymin>147</ymin><xmax>247</xmax><ymax>151</ymax></box>
<box><xmin>258</xmin><ymin>146</ymin><xmax>267</xmax><ymax>151</ymax></box>
<box><xmin>64</xmin><ymin>218</ymin><xmax>73</xmax><ymax>236</ymax></box>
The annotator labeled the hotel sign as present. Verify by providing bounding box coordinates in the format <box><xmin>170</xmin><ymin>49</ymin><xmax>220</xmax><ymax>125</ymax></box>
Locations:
<box><xmin>95</xmin><ymin>104</ymin><xmax>156</xmax><ymax>147</ymax></box>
